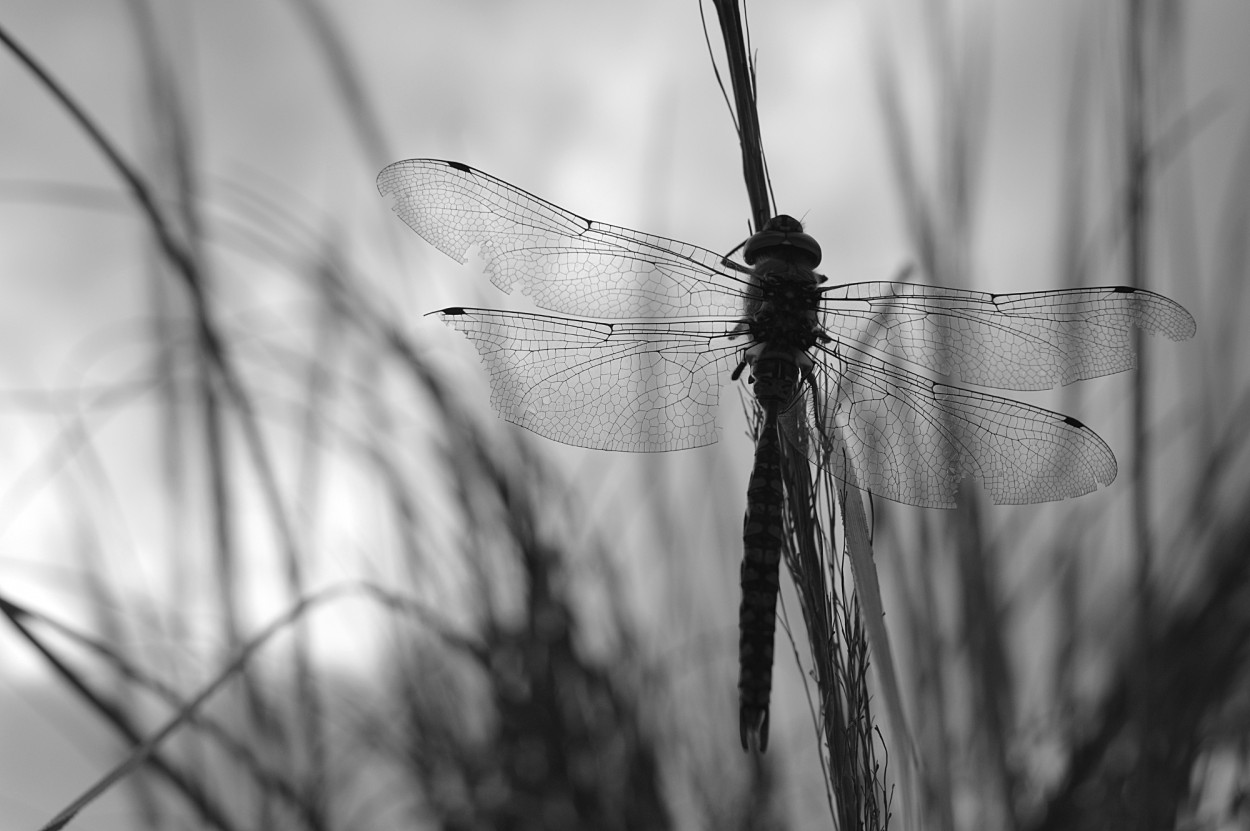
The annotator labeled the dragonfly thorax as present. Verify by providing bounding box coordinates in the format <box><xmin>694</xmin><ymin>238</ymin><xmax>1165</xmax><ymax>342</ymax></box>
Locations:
<box><xmin>742</xmin><ymin>258</ymin><xmax>825</xmax><ymax>354</ymax></box>
<box><xmin>733</xmin><ymin>256</ymin><xmax>825</xmax><ymax>400</ymax></box>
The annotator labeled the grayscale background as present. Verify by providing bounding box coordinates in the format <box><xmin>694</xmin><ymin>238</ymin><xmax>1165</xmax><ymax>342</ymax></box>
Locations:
<box><xmin>1</xmin><ymin>2</ymin><xmax>1246</xmax><ymax>829</ymax></box>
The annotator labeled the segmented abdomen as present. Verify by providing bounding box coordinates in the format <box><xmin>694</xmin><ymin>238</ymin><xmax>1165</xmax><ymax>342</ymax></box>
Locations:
<box><xmin>738</xmin><ymin>354</ymin><xmax>801</xmax><ymax>752</ymax></box>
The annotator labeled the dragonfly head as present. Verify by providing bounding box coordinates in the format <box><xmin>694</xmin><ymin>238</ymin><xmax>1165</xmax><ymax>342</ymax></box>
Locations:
<box><xmin>744</xmin><ymin>215</ymin><xmax>822</xmax><ymax>268</ymax></box>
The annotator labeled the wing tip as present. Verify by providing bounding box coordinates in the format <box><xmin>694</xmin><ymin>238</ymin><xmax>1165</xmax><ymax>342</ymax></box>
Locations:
<box><xmin>376</xmin><ymin>158</ymin><xmax>477</xmax><ymax>189</ymax></box>
<box><xmin>1109</xmin><ymin>285</ymin><xmax>1197</xmax><ymax>341</ymax></box>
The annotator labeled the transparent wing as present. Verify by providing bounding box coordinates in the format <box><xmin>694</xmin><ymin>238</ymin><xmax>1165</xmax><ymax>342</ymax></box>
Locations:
<box><xmin>380</xmin><ymin>159</ymin><xmax>751</xmax><ymax>319</ymax></box>
<box><xmin>435</xmin><ymin>308</ymin><xmax>743</xmax><ymax>451</ymax></box>
<box><xmin>799</xmin><ymin>343</ymin><xmax>1118</xmax><ymax>507</ymax></box>
<box><xmin>819</xmin><ymin>282</ymin><xmax>1196</xmax><ymax>391</ymax></box>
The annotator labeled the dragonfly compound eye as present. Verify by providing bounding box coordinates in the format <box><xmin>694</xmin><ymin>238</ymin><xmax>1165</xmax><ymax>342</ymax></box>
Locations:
<box><xmin>744</xmin><ymin>215</ymin><xmax>822</xmax><ymax>268</ymax></box>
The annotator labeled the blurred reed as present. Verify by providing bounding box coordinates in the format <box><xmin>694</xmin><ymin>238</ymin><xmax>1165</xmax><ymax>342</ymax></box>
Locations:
<box><xmin>0</xmin><ymin>5</ymin><xmax>688</xmax><ymax>829</ymax></box>
<box><xmin>869</xmin><ymin>2</ymin><xmax>1249</xmax><ymax>830</ymax></box>
<box><xmin>0</xmin><ymin>2</ymin><xmax>1246</xmax><ymax>830</ymax></box>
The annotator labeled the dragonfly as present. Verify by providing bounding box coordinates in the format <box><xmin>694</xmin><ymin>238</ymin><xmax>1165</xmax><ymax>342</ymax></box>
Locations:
<box><xmin>377</xmin><ymin>159</ymin><xmax>1196</xmax><ymax>752</ymax></box>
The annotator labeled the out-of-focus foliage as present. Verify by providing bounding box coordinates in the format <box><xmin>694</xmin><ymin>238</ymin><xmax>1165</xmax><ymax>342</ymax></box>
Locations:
<box><xmin>0</xmin><ymin>2</ymin><xmax>1246</xmax><ymax>830</ymax></box>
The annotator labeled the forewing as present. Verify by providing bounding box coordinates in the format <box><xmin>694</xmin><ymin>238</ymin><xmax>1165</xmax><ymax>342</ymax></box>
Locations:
<box><xmin>435</xmin><ymin>308</ymin><xmax>742</xmax><ymax>451</ymax></box>
<box><xmin>379</xmin><ymin>159</ymin><xmax>750</xmax><ymax>319</ymax></box>
<box><xmin>819</xmin><ymin>282</ymin><xmax>1196</xmax><ymax>391</ymax></box>
<box><xmin>805</xmin><ymin>344</ymin><xmax>1118</xmax><ymax>507</ymax></box>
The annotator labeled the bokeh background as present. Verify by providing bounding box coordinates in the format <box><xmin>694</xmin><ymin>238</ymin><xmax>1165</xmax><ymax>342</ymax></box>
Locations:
<box><xmin>1</xmin><ymin>1</ymin><xmax>1247</xmax><ymax>829</ymax></box>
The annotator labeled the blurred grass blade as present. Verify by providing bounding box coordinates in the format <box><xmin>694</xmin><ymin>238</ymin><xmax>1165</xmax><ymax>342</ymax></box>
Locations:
<box><xmin>838</xmin><ymin>467</ymin><xmax>918</xmax><ymax>831</ymax></box>
<box><xmin>35</xmin><ymin>586</ymin><xmax>360</xmax><ymax>831</ymax></box>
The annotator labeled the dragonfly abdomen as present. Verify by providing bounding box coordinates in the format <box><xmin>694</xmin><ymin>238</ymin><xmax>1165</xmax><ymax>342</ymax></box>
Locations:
<box><xmin>738</xmin><ymin>353</ymin><xmax>803</xmax><ymax>752</ymax></box>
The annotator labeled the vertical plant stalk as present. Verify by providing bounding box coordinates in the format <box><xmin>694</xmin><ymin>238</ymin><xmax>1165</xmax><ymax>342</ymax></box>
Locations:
<box><xmin>1125</xmin><ymin>0</ymin><xmax>1154</xmax><ymax>643</ymax></box>
<box><xmin>1122</xmin><ymin>5</ymin><xmax>1157</xmax><ymax>823</ymax></box>
<box><xmin>707</xmin><ymin>1</ymin><xmax>889</xmax><ymax>824</ymax></box>
<box><xmin>709</xmin><ymin>0</ymin><xmax>772</xmax><ymax>231</ymax></box>
<box><xmin>781</xmin><ymin>423</ymin><xmax>891</xmax><ymax>830</ymax></box>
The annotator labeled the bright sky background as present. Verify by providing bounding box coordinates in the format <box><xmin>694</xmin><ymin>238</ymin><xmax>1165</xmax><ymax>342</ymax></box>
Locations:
<box><xmin>1</xmin><ymin>1</ymin><xmax>1247</xmax><ymax>828</ymax></box>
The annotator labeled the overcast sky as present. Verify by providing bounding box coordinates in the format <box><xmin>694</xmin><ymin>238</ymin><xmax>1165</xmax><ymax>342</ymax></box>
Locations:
<box><xmin>1</xmin><ymin>2</ymin><xmax>1247</xmax><ymax>828</ymax></box>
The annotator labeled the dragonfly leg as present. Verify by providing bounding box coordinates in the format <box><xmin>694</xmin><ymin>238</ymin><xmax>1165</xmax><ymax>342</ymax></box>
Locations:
<box><xmin>720</xmin><ymin>250</ymin><xmax>754</xmax><ymax>275</ymax></box>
